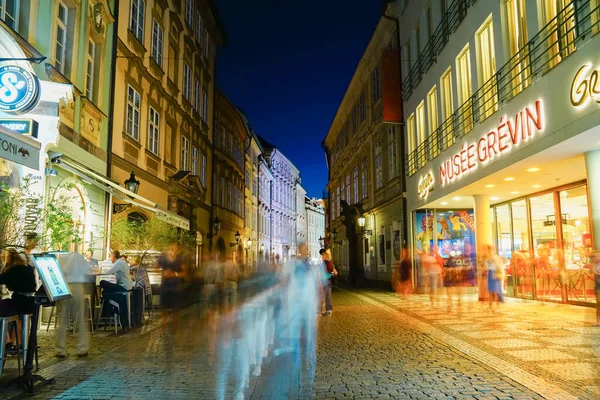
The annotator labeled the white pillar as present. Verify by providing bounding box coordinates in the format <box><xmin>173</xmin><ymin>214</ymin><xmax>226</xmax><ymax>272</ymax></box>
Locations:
<box><xmin>585</xmin><ymin>150</ymin><xmax>600</xmax><ymax>250</ymax></box>
<box><xmin>473</xmin><ymin>195</ymin><xmax>492</xmax><ymax>252</ymax></box>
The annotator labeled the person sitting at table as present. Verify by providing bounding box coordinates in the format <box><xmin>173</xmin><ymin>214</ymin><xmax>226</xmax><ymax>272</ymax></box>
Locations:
<box><xmin>130</xmin><ymin>256</ymin><xmax>151</xmax><ymax>307</ymax></box>
<box><xmin>0</xmin><ymin>248</ymin><xmax>36</xmax><ymax>348</ymax></box>
<box><xmin>97</xmin><ymin>250</ymin><xmax>132</xmax><ymax>329</ymax></box>
<box><xmin>84</xmin><ymin>249</ymin><xmax>99</xmax><ymax>269</ymax></box>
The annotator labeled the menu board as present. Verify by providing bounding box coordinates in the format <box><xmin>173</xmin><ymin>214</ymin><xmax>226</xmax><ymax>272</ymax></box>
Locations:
<box><xmin>32</xmin><ymin>255</ymin><xmax>72</xmax><ymax>302</ymax></box>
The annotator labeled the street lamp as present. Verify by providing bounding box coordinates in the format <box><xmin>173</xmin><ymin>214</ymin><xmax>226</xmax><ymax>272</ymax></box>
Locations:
<box><xmin>124</xmin><ymin>171</ymin><xmax>140</xmax><ymax>194</ymax></box>
<box><xmin>247</xmin><ymin>238</ymin><xmax>252</xmax><ymax>248</ymax></box>
<box><xmin>235</xmin><ymin>231</ymin><xmax>241</xmax><ymax>243</ymax></box>
<box><xmin>357</xmin><ymin>215</ymin><xmax>372</xmax><ymax>236</ymax></box>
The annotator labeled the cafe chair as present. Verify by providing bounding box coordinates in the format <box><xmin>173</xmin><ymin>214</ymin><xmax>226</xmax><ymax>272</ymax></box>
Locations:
<box><xmin>0</xmin><ymin>314</ymin><xmax>19</xmax><ymax>377</ymax></box>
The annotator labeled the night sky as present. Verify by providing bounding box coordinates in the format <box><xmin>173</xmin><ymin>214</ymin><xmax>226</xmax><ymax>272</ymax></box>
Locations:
<box><xmin>215</xmin><ymin>1</ymin><xmax>383</xmax><ymax>198</ymax></box>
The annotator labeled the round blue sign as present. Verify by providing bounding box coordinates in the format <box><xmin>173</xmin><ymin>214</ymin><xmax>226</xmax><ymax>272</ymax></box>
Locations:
<box><xmin>0</xmin><ymin>65</ymin><xmax>41</xmax><ymax>115</ymax></box>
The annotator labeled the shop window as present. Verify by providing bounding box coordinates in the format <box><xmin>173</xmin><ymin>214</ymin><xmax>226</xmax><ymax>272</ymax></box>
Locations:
<box><xmin>559</xmin><ymin>185</ymin><xmax>593</xmax><ymax>302</ymax></box>
<box><xmin>510</xmin><ymin>199</ymin><xmax>533</xmax><ymax>299</ymax></box>
<box><xmin>529</xmin><ymin>192</ymin><xmax>560</xmax><ymax>302</ymax></box>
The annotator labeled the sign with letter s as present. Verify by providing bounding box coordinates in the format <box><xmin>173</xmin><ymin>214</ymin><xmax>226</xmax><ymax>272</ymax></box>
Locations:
<box><xmin>0</xmin><ymin>65</ymin><xmax>41</xmax><ymax>115</ymax></box>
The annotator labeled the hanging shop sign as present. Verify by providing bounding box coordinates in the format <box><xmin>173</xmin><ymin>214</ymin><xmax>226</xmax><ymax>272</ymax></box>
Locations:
<box><xmin>570</xmin><ymin>64</ymin><xmax>600</xmax><ymax>107</ymax></box>
<box><xmin>0</xmin><ymin>126</ymin><xmax>40</xmax><ymax>169</ymax></box>
<box><xmin>440</xmin><ymin>100</ymin><xmax>544</xmax><ymax>186</ymax></box>
<box><xmin>417</xmin><ymin>171</ymin><xmax>434</xmax><ymax>199</ymax></box>
<box><xmin>0</xmin><ymin>65</ymin><xmax>41</xmax><ymax>115</ymax></box>
<box><xmin>0</xmin><ymin>118</ymin><xmax>38</xmax><ymax>137</ymax></box>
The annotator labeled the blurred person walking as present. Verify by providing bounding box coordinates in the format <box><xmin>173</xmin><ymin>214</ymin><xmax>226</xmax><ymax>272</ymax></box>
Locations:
<box><xmin>481</xmin><ymin>244</ymin><xmax>504</xmax><ymax>312</ymax></box>
<box><xmin>319</xmin><ymin>248</ymin><xmax>336</xmax><ymax>316</ymax></box>
<box><xmin>221</xmin><ymin>250</ymin><xmax>241</xmax><ymax>313</ymax></box>
<box><xmin>55</xmin><ymin>252</ymin><xmax>93</xmax><ymax>358</ymax></box>
<box><xmin>157</xmin><ymin>244</ymin><xmax>185</xmax><ymax>326</ymax></box>
<box><xmin>399</xmin><ymin>248</ymin><xmax>412</xmax><ymax>299</ymax></box>
<box><xmin>423</xmin><ymin>247</ymin><xmax>443</xmax><ymax>307</ymax></box>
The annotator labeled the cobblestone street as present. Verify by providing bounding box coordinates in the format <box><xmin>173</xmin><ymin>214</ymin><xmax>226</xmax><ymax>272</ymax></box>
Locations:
<box><xmin>1</xmin><ymin>289</ymin><xmax>599</xmax><ymax>399</ymax></box>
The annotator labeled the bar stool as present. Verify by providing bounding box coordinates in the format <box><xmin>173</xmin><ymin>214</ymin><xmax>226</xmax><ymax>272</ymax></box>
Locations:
<box><xmin>0</xmin><ymin>315</ymin><xmax>19</xmax><ymax>377</ymax></box>
<box><xmin>45</xmin><ymin>301</ymin><xmax>65</xmax><ymax>332</ymax></box>
<box><xmin>95</xmin><ymin>298</ymin><xmax>122</xmax><ymax>334</ymax></box>
<box><xmin>73</xmin><ymin>295</ymin><xmax>95</xmax><ymax>335</ymax></box>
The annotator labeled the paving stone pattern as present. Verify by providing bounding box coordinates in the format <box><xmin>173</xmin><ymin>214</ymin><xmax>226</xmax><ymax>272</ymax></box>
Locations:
<box><xmin>0</xmin><ymin>289</ymin><xmax>597</xmax><ymax>399</ymax></box>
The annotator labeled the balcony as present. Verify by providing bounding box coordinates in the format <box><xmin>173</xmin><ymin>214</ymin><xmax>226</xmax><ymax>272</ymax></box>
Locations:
<box><xmin>402</xmin><ymin>0</ymin><xmax>477</xmax><ymax>101</ymax></box>
<box><xmin>406</xmin><ymin>0</ymin><xmax>599</xmax><ymax>177</ymax></box>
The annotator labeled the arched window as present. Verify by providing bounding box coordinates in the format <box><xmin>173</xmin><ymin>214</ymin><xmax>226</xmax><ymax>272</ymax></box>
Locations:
<box><xmin>127</xmin><ymin>212</ymin><xmax>147</xmax><ymax>225</ymax></box>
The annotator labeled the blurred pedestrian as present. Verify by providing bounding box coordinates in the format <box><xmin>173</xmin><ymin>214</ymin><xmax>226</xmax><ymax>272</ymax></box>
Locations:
<box><xmin>399</xmin><ymin>248</ymin><xmax>412</xmax><ymax>299</ymax></box>
<box><xmin>481</xmin><ymin>244</ymin><xmax>504</xmax><ymax>312</ymax></box>
<box><xmin>158</xmin><ymin>244</ymin><xmax>185</xmax><ymax>326</ymax></box>
<box><xmin>423</xmin><ymin>247</ymin><xmax>443</xmax><ymax>307</ymax></box>
<box><xmin>221</xmin><ymin>249</ymin><xmax>241</xmax><ymax>313</ymax></box>
<box><xmin>55</xmin><ymin>252</ymin><xmax>93</xmax><ymax>358</ymax></box>
<box><xmin>319</xmin><ymin>248</ymin><xmax>336</xmax><ymax>316</ymax></box>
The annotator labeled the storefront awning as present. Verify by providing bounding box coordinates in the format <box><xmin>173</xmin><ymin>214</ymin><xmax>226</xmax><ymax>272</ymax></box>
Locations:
<box><xmin>53</xmin><ymin>157</ymin><xmax>190</xmax><ymax>230</ymax></box>
<box><xmin>0</xmin><ymin>125</ymin><xmax>40</xmax><ymax>169</ymax></box>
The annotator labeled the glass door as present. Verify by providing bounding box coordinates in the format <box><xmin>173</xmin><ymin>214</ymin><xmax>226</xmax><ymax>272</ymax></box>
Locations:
<box><xmin>529</xmin><ymin>193</ymin><xmax>561</xmax><ymax>301</ymax></box>
<box><xmin>511</xmin><ymin>199</ymin><xmax>534</xmax><ymax>299</ymax></box>
<box><xmin>495</xmin><ymin>204</ymin><xmax>512</xmax><ymax>296</ymax></box>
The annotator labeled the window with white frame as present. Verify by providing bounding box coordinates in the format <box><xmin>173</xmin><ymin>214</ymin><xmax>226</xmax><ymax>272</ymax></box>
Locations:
<box><xmin>456</xmin><ymin>44</ymin><xmax>473</xmax><ymax>133</ymax></box>
<box><xmin>375</xmin><ymin>141</ymin><xmax>383</xmax><ymax>189</ymax></box>
<box><xmin>148</xmin><ymin>107</ymin><xmax>160</xmax><ymax>155</ymax></box>
<box><xmin>361</xmin><ymin>157</ymin><xmax>367</xmax><ymax>199</ymax></box>
<box><xmin>85</xmin><ymin>40</ymin><xmax>97</xmax><ymax>101</ymax></box>
<box><xmin>191</xmin><ymin>146</ymin><xmax>198</xmax><ymax>175</ymax></box>
<box><xmin>336</xmin><ymin>186</ymin><xmax>340</xmax><ymax>217</ymax></box>
<box><xmin>476</xmin><ymin>16</ymin><xmax>497</xmax><ymax>119</ymax></box>
<box><xmin>407</xmin><ymin>113</ymin><xmax>416</xmax><ymax>155</ymax></box>
<box><xmin>55</xmin><ymin>2</ymin><xmax>69</xmax><ymax>74</ymax></box>
<box><xmin>200</xmin><ymin>154</ymin><xmax>207</xmax><ymax>187</ymax></box>
<box><xmin>185</xmin><ymin>0</ymin><xmax>193</xmax><ymax>27</ymax></box>
<box><xmin>359</xmin><ymin>91</ymin><xmax>366</xmax><ymax>121</ymax></box>
<box><xmin>130</xmin><ymin>0</ymin><xmax>145</xmax><ymax>42</ymax></box>
<box><xmin>0</xmin><ymin>0</ymin><xmax>19</xmax><ymax>30</ymax></box>
<box><xmin>193</xmin><ymin>78</ymin><xmax>200</xmax><ymax>112</ymax></box>
<box><xmin>183</xmin><ymin>63</ymin><xmax>191</xmax><ymax>100</ymax></box>
<box><xmin>204</xmin><ymin>31</ymin><xmax>210</xmax><ymax>59</ymax></box>
<box><xmin>427</xmin><ymin>85</ymin><xmax>439</xmax><ymax>156</ymax></box>
<box><xmin>388</xmin><ymin>126</ymin><xmax>397</xmax><ymax>180</ymax></box>
<box><xmin>196</xmin><ymin>12</ymin><xmax>203</xmax><ymax>43</ymax></box>
<box><xmin>346</xmin><ymin>174</ymin><xmax>350</xmax><ymax>204</ymax></box>
<box><xmin>202</xmin><ymin>89</ymin><xmax>208</xmax><ymax>122</ymax></box>
<box><xmin>126</xmin><ymin>86</ymin><xmax>141</xmax><ymax>141</ymax></box>
<box><xmin>440</xmin><ymin>68</ymin><xmax>453</xmax><ymax>146</ymax></box>
<box><xmin>371</xmin><ymin>65</ymin><xmax>381</xmax><ymax>102</ymax></box>
<box><xmin>181</xmin><ymin>136</ymin><xmax>190</xmax><ymax>170</ymax></box>
<box><xmin>151</xmin><ymin>19</ymin><xmax>163</xmax><ymax>67</ymax></box>
<box><xmin>353</xmin><ymin>165</ymin><xmax>359</xmax><ymax>204</ymax></box>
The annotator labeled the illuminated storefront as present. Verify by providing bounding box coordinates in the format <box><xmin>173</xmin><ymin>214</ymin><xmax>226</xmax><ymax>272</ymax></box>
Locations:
<box><xmin>405</xmin><ymin>10</ymin><xmax>600</xmax><ymax>306</ymax></box>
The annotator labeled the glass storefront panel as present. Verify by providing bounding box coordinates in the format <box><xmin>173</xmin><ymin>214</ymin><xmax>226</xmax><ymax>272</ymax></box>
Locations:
<box><xmin>511</xmin><ymin>199</ymin><xmax>534</xmax><ymax>299</ymax></box>
<box><xmin>559</xmin><ymin>185</ymin><xmax>595</xmax><ymax>303</ymax></box>
<box><xmin>529</xmin><ymin>192</ymin><xmax>562</xmax><ymax>302</ymax></box>
<box><xmin>495</xmin><ymin>204</ymin><xmax>513</xmax><ymax>296</ymax></box>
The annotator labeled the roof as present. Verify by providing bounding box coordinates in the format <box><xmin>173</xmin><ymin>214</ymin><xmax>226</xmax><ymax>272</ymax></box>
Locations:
<box><xmin>255</xmin><ymin>134</ymin><xmax>276</xmax><ymax>152</ymax></box>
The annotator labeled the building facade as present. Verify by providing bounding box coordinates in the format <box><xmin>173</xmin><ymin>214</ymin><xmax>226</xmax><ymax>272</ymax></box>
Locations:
<box><xmin>295</xmin><ymin>181</ymin><xmax>307</xmax><ymax>253</ymax></box>
<box><xmin>306</xmin><ymin>197</ymin><xmax>325</xmax><ymax>262</ymax></box>
<box><xmin>0</xmin><ymin>0</ymin><xmax>116</xmax><ymax>255</ymax></box>
<box><xmin>394</xmin><ymin>0</ymin><xmax>600</xmax><ymax>305</ymax></box>
<box><xmin>111</xmin><ymin>0</ymin><xmax>224</xmax><ymax>266</ymax></box>
<box><xmin>257</xmin><ymin>149</ymin><xmax>274</xmax><ymax>265</ymax></box>
<box><xmin>244</xmin><ymin>130</ymin><xmax>261</xmax><ymax>272</ymax></box>
<box><xmin>212</xmin><ymin>89</ymin><xmax>246</xmax><ymax>262</ymax></box>
<box><xmin>258</xmin><ymin>137</ymin><xmax>300</xmax><ymax>264</ymax></box>
<box><xmin>323</xmin><ymin>15</ymin><xmax>402</xmax><ymax>287</ymax></box>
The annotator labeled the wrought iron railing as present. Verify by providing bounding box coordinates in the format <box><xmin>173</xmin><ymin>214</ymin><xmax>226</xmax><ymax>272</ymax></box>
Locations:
<box><xmin>406</xmin><ymin>0</ymin><xmax>600</xmax><ymax>177</ymax></box>
<box><xmin>401</xmin><ymin>0</ymin><xmax>477</xmax><ymax>101</ymax></box>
